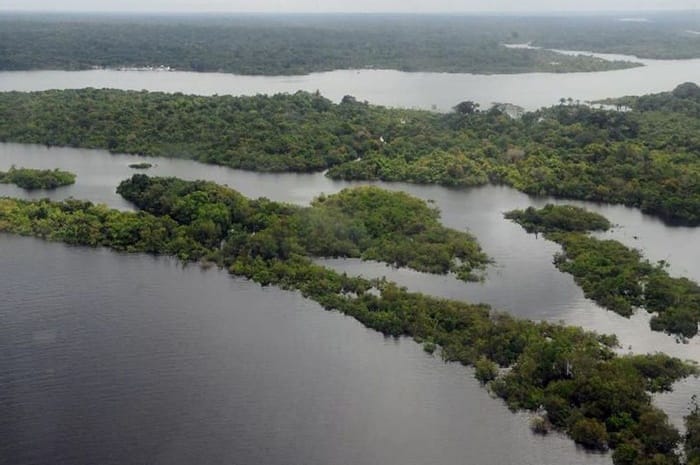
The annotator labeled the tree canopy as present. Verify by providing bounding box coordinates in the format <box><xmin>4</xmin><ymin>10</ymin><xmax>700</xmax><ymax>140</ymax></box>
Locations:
<box><xmin>0</xmin><ymin>166</ymin><xmax>76</xmax><ymax>190</ymax></box>
<box><xmin>0</xmin><ymin>14</ymin><xmax>642</xmax><ymax>75</ymax></box>
<box><xmin>1</xmin><ymin>85</ymin><xmax>699</xmax><ymax>225</ymax></box>
<box><xmin>507</xmin><ymin>205</ymin><xmax>700</xmax><ymax>339</ymax></box>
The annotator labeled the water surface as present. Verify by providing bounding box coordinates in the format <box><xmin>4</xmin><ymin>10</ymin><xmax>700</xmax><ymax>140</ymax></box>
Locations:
<box><xmin>2</xmin><ymin>51</ymin><xmax>700</xmax><ymax>464</ymax></box>
<box><xmin>1</xmin><ymin>52</ymin><xmax>698</xmax><ymax>111</ymax></box>
<box><xmin>0</xmin><ymin>234</ymin><xmax>612</xmax><ymax>465</ymax></box>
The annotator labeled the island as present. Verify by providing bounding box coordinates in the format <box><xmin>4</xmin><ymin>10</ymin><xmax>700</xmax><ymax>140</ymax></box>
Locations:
<box><xmin>506</xmin><ymin>204</ymin><xmax>700</xmax><ymax>339</ymax></box>
<box><xmin>0</xmin><ymin>167</ymin><xmax>76</xmax><ymax>190</ymax></box>
<box><xmin>0</xmin><ymin>174</ymin><xmax>697</xmax><ymax>464</ymax></box>
<box><xmin>128</xmin><ymin>162</ymin><xmax>153</xmax><ymax>170</ymax></box>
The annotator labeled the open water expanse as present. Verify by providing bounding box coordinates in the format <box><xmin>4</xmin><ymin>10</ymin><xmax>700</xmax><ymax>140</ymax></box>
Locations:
<box><xmin>1</xmin><ymin>58</ymin><xmax>700</xmax><ymax>464</ymax></box>
<box><xmin>1</xmin><ymin>50</ymin><xmax>700</xmax><ymax>111</ymax></box>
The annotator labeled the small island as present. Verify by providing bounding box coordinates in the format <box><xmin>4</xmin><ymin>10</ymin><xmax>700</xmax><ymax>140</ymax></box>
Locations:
<box><xmin>128</xmin><ymin>162</ymin><xmax>153</xmax><ymax>170</ymax></box>
<box><xmin>0</xmin><ymin>167</ymin><xmax>76</xmax><ymax>190</ymax></box>
<box><xmin>504</xmin><ymin>204</ymin><xmax>611</xmax><ymax>233</ymax></box>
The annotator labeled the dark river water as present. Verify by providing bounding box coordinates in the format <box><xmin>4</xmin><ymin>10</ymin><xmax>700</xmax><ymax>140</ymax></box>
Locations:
<box><xmin>0</xmin><ymin>235</ymin><xmax>610</xmax><ymax>465</ymax></box>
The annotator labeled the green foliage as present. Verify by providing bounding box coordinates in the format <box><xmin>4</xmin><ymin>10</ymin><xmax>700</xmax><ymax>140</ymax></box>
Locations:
<box><xmin>687</xmin><ymin>398</ymin><xmax>700</xmax><ymax>465</ymax></box>
<box><xmin>0</xmin><ymin>89</ymin><xmax>379</xmax><ymax>172</ymax></box>
<box><xmin>0</xmin><ymin>174</ymin><xmax>696</xmax><ymax>463</ymax></box>
<box><xmin>2</xmin><ymin>85</ymin><xmax>699</xmax><ymax>225</ymax></box>
<box><xmin>602</xmin><ymin>82</ymin><xmax>700</xmax><ymax>118</ymax></box>
<box><xmin>0</xmin><ymin>14</ymin><xmax>640</xmax><ymax>75</ymax></box>
<box><xmin>520</xmin><ymin>15</ymin><xmax>700</xmax><ymax>60</ymax></box>
<box><xmin>423</xmin><ymin>341</ymin><xmax>437</xmax><ymax>354</ymax></box>
<box><xmin>570</xmin><ymin>417</ymin><xmax>609</xmax><ymax>450</ymax></box>
<box><xmin>507</xmin><ymin>205</ymin><xmax>700</xmax><ymax>338</ymax></box>
<box><xmin>530</xmin><ymin>416</ymin><xmax>550</xmax><ymax>435</ymax></box>
<box><xmin>0</xmin><ymin>166</ymin><xmax>75</xmax><ymax>190</ymax></box>
<box><xmin>116</xmin><ymin>175</ymin><xmax>490</xmax><ymax>280</ymax></box>
<box><xmin>308</xmin><ymin>186</ymin><xmax>490</xmax><ymax>279</ymax></box>
<box><xmin>128</xmin><ymin>162</ymin><xmax>152</xmax><ymax>169</ymax></box>
<box><xmin>505</xmin><ymin>204</ymin><xmax>611</xmax><ymax>233</ymax></box>
<box><xmin>474</xmin><ymin>356</ymin><xmax>499</xmax><ymax>384</ymax></box>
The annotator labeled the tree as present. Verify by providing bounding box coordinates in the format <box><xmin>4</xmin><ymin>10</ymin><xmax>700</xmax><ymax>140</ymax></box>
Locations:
<box><xmin>686</xmin><ymin>397</ymin><xmax>700</xmax><ymax>465</ymax></box>
<box><xmin>569</xmin><ymin>417</ymin><xmax>608</xmax><ymax>450</ymax></box>
<box><xmin>454</xmin><ymin>100</ymin><xmax>480</xmax><ymax>115</ymax></box>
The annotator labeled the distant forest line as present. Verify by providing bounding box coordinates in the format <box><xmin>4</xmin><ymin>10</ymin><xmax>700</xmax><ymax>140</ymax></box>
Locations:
<box><xmin>7</xmin><ymin>13</ymin><xmax>694</xmax><ymax>75</ymax></box>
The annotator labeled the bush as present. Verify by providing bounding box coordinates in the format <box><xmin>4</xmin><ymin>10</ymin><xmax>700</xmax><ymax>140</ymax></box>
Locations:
<box><xmin>570</xmin><ymin>418</ymin><xmax>609</xmax><ymax>450</ymax></box>
<box><xmin>530</xmin><ymin>416</ymin><xmax>550</xmax><ymax>435</ymax></box>
<box><xmin>474</xmin><ymin>357</ymin><xmax>498</xmax><ymax>384</ymax></box>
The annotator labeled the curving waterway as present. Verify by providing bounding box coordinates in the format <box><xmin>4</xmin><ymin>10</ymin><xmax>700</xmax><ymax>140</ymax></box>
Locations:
<box><xmin>1</xmin><ymin>142</ymin><xmax>699</xmax><ymax>465</ymax></box>
<box><xmin>1</xmin><ymin>58</ymin><xmax>700</xmax><ymax>464</ymax></box>
<box><xmin>1</xmin><ymin>52</ymin><xmax>699</xmax><ymax>111</ymax></box>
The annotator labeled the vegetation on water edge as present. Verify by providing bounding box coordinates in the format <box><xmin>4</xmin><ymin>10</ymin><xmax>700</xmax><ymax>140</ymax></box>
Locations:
<box><xmin>599</xmin><ymin>82</ymin><xmax>700</xmax><ymax>117</ymax></box>
<box><xmin>0</xmin><ymin>166</ymin><xmax>75</xmax><ymax>190</ymax></box>
<box><xmin>0</xmin><ymin>89</ymin><xmax>374</xmax><ymax>172</ymax></box>
<box><xmin>0</xmin><ymin>174</ymin><xmax>696</xmax><ymax>464</ymax></box>
<box><xmin>1</xmin><ymin>84</ymin><xmax>699</xmax><ymax>224</ymax></box>
<box><xmin>116</xmin><ymin>176</ymin><xmax>490</xmax><ymax>280</ymax></box>
<box><xmin>687</xmin><ymin>398</ymin><xmax>700</xmax><ymax>465</ymax></box>
<box><xmin>506</xmin><ymin>205</ymin><xmax>700</xmax><ymax>339</ymax></box>
<box><xmin>128</xmin><ymin>162</ymin><xmax>152</xmax><ymax>169</ymax></box>
<box><xmin>328</xmin><ymin>84</ymin><xmax>700</xmax><ymax>226</ymax></box>
<box><xmin>0</xmin><ymin>15</ymin><xmax>642</xmax><ymax>75</ymax></box>
<box><xmin>515</xmin><ymin>15</ymin><xmax>700</xmax><ymax>61</ymax></box>
<box><xmin>504</xmin><ymin>204</ymin><xmax>611</xmax><ymax>233</ymax></box>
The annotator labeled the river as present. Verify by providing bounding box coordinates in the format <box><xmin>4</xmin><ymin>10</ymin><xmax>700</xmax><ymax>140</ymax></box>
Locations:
<box><xmin>0</xmin><ymin>234</ymin><xmax>613</xmax><ymax>465</ymax></box>
<box><xmin>1</xmin><ymin>141</ymin><xmax>698</xmax><ymax>452</ymax></box>
<box><xmin>1</xmin><ymin>59</ymin><xmax>700</xmax><ymax>464</ymax></box>
<box><xmin>1</xmin><ymin>52</ymin><xmax>699</xmax><ymax>111</ymax></box>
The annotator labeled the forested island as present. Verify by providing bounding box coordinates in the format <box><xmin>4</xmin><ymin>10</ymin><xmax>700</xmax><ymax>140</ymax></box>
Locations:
<box><xmin>0</xmin><ymin>166</ymin><xmax>76</xmax><ymax>189</ymax></box>
<box><xmin>0</xmin><ymin>14</ymin><xmax>646</xmax><ymax>75</ymax></box>
<box><xmin>1</xmin><ymin>84</ymin><xmax>699</xmax><ymax>224</ymax></box>
<box><xmin>688</xmin><ymin>403</ymin><xmax>700</xmax><ymax>465</ymax></box>
<box><xmin>506</xmin><ymin>205</ymin><xmax>700</xmax><ymax>339</ymax></box>
<box><xmin>128</xmin><ymin>162</ymin><xmax>152</xmax><ymax>169</ymax></box>
<box><xmin>0</xmin><ymin>174</ymin><xmax>697</xmax><ymax>464</ymax></box>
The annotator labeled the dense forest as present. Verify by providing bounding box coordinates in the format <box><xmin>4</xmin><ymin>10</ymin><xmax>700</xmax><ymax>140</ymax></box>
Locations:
<box><xmin>116</xmin><ymin>176</ymin><xmax>490</xmax><ymax>280</ymax></box>
<box><xmin>0</xmin><ymin>174</ymin><xmax>697</xmax><ymax>464</ymax></box>
<box><xmin>328</xmin><ymin>85</ymin><xmax>700</xmax><ymax>225</ymax></box>
<box><xmin>503</xmin><ymin>204</ymin><xmax>612</xmax><ymax>233</ymax></box>
<box><xmin>688</xmin><ymin>401</ymin><xmax>700</xmax><ymax>465</ymax></box>
<box><xmin>0</xmin><ymin>14</ymin><xmax>645</xmax><ymax>75</ymax></box>
<box><xmin>519</xmin><ymin>14</ymin><xmax>700</xmax><ymax>60</ymax></box>
<box><xmin>1</xmin><ymin>84</ymin><xmax>699</xmax><ymax>224</ymax></box>
<box><xmin>506</xmin><ymin>205</ymin><xmax>700</xmax><ymax>339</ymax></box>
<box><xmin>0</xmin><ymin>166</ymin><xmax>76</xmax><ymax>189</ymax></box>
